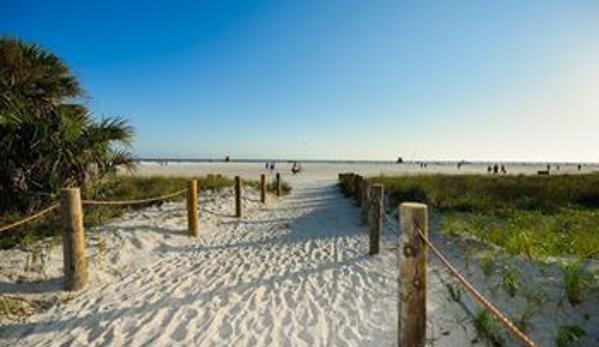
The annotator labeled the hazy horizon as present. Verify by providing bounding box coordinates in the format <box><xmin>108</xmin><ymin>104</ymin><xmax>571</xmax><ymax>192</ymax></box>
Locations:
<box><xmin>3</xmin><ymin>1</ymin><xmax>599</xmax><ymax>162</ymax></box>
<box><xmin>135</xmin><ymin>156</ymin><xmax>598</xmax><ymax>165</ymax></box>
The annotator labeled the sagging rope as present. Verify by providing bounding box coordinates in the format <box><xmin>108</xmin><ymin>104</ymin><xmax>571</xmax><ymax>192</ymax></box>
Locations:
<box><xmin>0</xmin><ymin>204</ymin><xmax>61</xmax><ymax>234</ymax></box>
<box><xmin>82</xmin><ymin>189</ymin><xmax>187</xmax><ymax>206</ymax></box>
<box><xmin>412</xmin><ymin>224</ymin><xmax>539</xmax><ymax>347</ymax></box>
<box><xmin>383</xmin><ymin>211</ymin><xmax>400</xmax><ymax>235</ymax></box>
<box><xmin>241</xmin><ymin>196</ymin><xmax>262</xmax><ymax>203</ymax></box>
<box><xmin>200</xmin><ymin>206</ymin><xmax>230</xmax><ymax>217</ymax></box>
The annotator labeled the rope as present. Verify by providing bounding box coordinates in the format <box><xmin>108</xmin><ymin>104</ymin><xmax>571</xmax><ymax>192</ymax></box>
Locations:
<box><xmin>383</xmin><ymin>212</ymin><xmax>400</xmax><ymax>235</ymax></box>
<box><xmin>200</xmin><ymin>206</ymin><xmax>230</xmax><ymax>217</ymax></box>
<box><xmin>412</xmin><ymin>224</ymin><xmax>539</xmax><ymax>347</ymax></box>
<box><xmin>82</xmin><ymin>189</ymin><xmax>187</xmax><ymax>206</ymax></box>
<box><xmin>241</xmin><ymin>196</ymin><xmax>262</xmax><ymax>203</ymax></box>
<box><xmin>0</xmin><ymin>204</ymin><xmax>60</xmax><ymax>234</ymax></box>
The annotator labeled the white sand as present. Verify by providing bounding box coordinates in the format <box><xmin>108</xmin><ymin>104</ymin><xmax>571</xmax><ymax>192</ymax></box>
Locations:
<box><xmin>132</xmin><ymin>160</ymin><xmax>599</xmax><ymax>180</ymax></box>
<box><xmin>1</xmin><ymin>163</ymin><xmax>597</xmax><ymax>346</ymax></box>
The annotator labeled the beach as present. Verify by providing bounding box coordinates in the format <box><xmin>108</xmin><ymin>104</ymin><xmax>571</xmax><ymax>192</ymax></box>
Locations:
<box><xmin>1</xmin><ymin>163</ymin><xmax>598</xmax><ymax>346</ymax></box>
<box><xmin>134</xmin><ymin>160</ymin><xmax>599</xmax><ymax>179</ymax></box>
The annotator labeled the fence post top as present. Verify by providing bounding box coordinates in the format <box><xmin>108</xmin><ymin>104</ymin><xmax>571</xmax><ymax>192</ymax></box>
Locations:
<box><xmin>61</xmin><ymin>187</ymin><xmax>80</xmax><ymax>193</ymax></box>
<box><xmin>371</xmin><ymin>183</ymin><xmax>384</xmax><ymax>189</ymax></box>
<box><xmin>400</xmin><ymin>202</ymin><xmax>428</xmax><ymax>210</ymax></box>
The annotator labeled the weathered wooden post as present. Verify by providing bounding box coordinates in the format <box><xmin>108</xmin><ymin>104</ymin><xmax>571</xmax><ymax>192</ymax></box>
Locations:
<box><xmin>369</xmin><ymin>184</ymin><xmax>383</xmax><ymax>255</ymax></box>
<box><xmin>260</xmin><ymin>174</ymin><xmax>266</xmax><ymax>203</ymax></box>
<box><xmin>399</xmin><ymin>203</ymin><xmax>428</xmax><ymax>347</ymax></box>
<box><xmin>354</xmin><ymin>175</ymin><xmax>362</xmax><ymax>205</ymax></box>
<box><xmin>276</xmin><ymin>172</ymin><xmax>282</xmax><ymax>197</ymax></box>
<box><xmin>235</xmin><ymin>176</ymin><xmax>242</xmax><ymax>218</ymax></box>
<box><xmin>187</xmin><ymin>179</ymin><xmax>199</xmax><ymax>237</ymax></box>
<box><xmin>361</xmin><ymin>179</ymin><xmax>370</xmax><ymax>224</ymax></box>
<box><xmin>60</xmin><ymin>188</ymin><xmax>88</xmax><ymax>291</ymax></box>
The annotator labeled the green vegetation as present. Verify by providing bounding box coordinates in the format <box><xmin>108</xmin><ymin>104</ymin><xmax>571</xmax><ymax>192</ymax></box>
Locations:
<box><xmin>562</xmin><ymin>261</ymin><xmax>594</xmax><ymax>306</ymax></box>
<box><xmin>371</xmin><ymin>174</ymin><xmax>599</xmax><ymax>259</ymax></box>
<box><xmin>445</xmin><ymin>282</ymin><xmax>462</xmax><ymax>302</ymax></box>
<box><xmin>0</xmin><ymin>175</ymin><xmax>235</xmax><ymax>249</ymax></box>
<box><xmin>0</xmin><ymin>295</ymin><xmax>52</xmax><ymax>320</ymax></box>
<box><xmin>1</xmin><ymin>37</ymin><xmax>135</xmax><ymax>214</ymax></box>
<box><xmin>246</xmin><ymin>178</ymin><xmax>292</xmax><ymax>195</ymax></box>
<box><xmin>474</xmin><ymin>309</ymin><xmax>505</xmax><ymax>347</ymax></box>
<box><xmin>371</xmin><ymin>174</ymin><xmax>599</xmax><ymax>212</ymax></box>
<box><xmin>442</xmin><ymin>210</ymin><xmax>599</xmax><ymax>259</ymax></box>
<box><xmin>501</xmin><ymin>265</ymin><xmax>521</xmax><ymax>297</ymax></box>
<box><xmin>556</xmin><ymin>325</ymin><xmax>586</xmax><ymax>347</ymax></box>
<box><xmin>479</xmin><ymin>255</ymin><xmax>495</xmax><ymax>279</ymax></box>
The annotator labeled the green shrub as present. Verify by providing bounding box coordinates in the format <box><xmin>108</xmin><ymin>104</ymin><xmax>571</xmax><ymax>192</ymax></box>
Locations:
<box><xmin>556</xmin><ymin>325</ymin><xmax>585</xmax><ymax>347</ymax></box>
<box><xmin>445</xmin><ymin>282</ymin><xmax>462</xmax><ymax>302</ymax></box>
<box><xmin>474</xmin><ymin>309</ymin><xmax>505</xmax><ymax>347</ymax></box>
<box><xmin>563</xmin><ymin>261</ymin><xmax>594</xmax><ymax>305</ymax></box>
<box><xmin>479</xmin><ymin>255</ymin><xmax>495</xmax><ymax>279</ymax></box>
<box><xmin>501</xmin><ymin>265</ymin><xmax>520</xmax><ymax>297</ymax></box>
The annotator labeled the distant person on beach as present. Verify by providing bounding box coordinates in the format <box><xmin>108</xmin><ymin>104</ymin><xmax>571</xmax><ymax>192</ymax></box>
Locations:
<box><xmin>270</xmin><ymin>162</ymin><xmax>275</xmax><ymax>172</ymax></box>
<box><xmin>487</xmin><ymin>166</ymin><xmax>492</xmax><ymax>174</ymax></box>
<box><xmin>493</xmin><ymin>164</ymin><xmax>499</xmax><ymax>174</ymax></box>
<box><xmin>578</xmin><ymin>164</ymin><xmax>582</xmax><ymax>171</ymax></box>
<box><xmin>501</xmin><ymin>165</ymin><xmax>507</xmax><ymax>174</ymax></box>
<box><xmin>291</xmin><ymin>162</ymin><xmax>301</xmax><ymax>175</ymax></box>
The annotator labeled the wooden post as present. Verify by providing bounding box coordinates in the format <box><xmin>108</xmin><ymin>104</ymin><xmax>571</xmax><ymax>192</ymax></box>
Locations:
<box><xmin>354</xmin><ymin>175</ymin><xmax>362</xmax><ymax>204</ymax></box>
<box><xmin>60</xmin><ymin>188</ymin><xmax>88</xmax><ymax>291</ymax></box>
<box><xmin>260</xmin><ymin>174</ymin><xmax>266</xmax><ymax>203</ymax></box>
<box><xmin>361</xmin><ymin>179</ymin><xmax>370</xmax><ymax>224</ymax></box>
<box><xmin>235</xmin><ymin>176</ymin><xmax>242</xmax><ymax>218</ymax></box>
<box><xmin>187</xmin><ymin>179</ymin><xmax>199</xmax><ymax>237</ymax></box>
<box><xmin>399</xmin><ymin>203</ymin><xmax>428</xmax><ymax>347</ymax></box>
<box><xmin>276</xmin><ymin>172</ymin><xmax>282</xmax><ymax>197</ymax></box>
<box><xmin>369</xmin><ymin>184</ymin><xmax>383</xmax><ymax>255</ymax></box>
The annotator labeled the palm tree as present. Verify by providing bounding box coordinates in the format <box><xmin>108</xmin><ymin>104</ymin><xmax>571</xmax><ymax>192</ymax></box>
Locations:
<box><xmin>0</xmin><ymin>37</ymin><xmax>134</xmax><ymax>213</ymax></box>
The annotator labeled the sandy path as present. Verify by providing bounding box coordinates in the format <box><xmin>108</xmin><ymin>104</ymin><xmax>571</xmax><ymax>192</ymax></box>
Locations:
<box><xmin>1</xmin><ymin>178</ymin><xmax>400</xmax><ymax>347</ymax></box>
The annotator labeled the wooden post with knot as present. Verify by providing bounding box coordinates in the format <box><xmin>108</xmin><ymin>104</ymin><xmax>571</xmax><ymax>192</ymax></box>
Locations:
<box><xmin>399</xmin><ymin>202</ymin><xmax>428</xmax><ymax>347</ymax></box>
<box><xmin>276</xmin><ymin>172</ymin><xmax>282</xmax><ymax>197</ymax></box>
<box><xmin>187</xmin><ymin>179</ymin><xmax>199</xmax><ymax>237</ymax></box>
<box><xmin>369</xmin><ymin>184</ymin><xmax>383</xmax><ymax>255</ymax></box>
<box><xmin>260</xmin><ymin>174</ymin><xmax>266</xmax><ymax>203</ymax></box>
<box><xmin>235</xmin><ymin>176</ymin><xmax>242</xmax><ymax>218</ymax></box>
<box><xmin>60</xmin><ymin>188</ymin><xmax>88</xmax><ymax>291</ymax></box>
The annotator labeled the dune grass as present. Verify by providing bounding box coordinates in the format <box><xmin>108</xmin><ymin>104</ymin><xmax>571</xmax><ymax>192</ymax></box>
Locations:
<box><xmin>369</xmin><ymin>174</ymin><xmax>599</xmax><ymax>260</ymax></box>
<box><xmin>442</xmin><ymin>210</ymin><xmax>599</xmax><ymax>259</ymax></box>
<box><xmin>371</xmin><ymin>174</ymin><xmax>599</xmax><ymax>212</ymax></box>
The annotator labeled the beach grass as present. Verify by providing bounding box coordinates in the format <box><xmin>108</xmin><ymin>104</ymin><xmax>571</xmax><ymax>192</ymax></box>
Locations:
<box><xmin>368</xmin><ymin>174</ymin><xmax>599</xmax><ymax>259</ymax></box>
<box><xmin>441</xmin><ymin>209</ymin><xmax>599</xmax><ymax>259</ymax></box>
<box><xmin>371</xmin><ymin>173</ymin><xmax>599</xmax><ymax>212</ymax></box>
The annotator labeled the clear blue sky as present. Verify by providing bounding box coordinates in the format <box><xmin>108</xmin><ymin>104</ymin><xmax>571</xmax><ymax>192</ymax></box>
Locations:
<box><xmin>2</xmin><ymin>0</ymin><xmax>599</xmax><ymax>161</ymax></box>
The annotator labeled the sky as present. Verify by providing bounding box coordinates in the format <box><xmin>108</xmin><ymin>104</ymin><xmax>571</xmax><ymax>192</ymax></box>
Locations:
<box><xmin>2</xmin><ymin>0</ymin><xmax>599</xmax><ymax>162</ymax></box>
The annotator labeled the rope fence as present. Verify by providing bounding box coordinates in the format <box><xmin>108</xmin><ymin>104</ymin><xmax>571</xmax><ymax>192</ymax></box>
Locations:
<box><xmin>82</xmin><ymin>189</ymin><xmax>187</xmax><ymax>206</ymax></box>
<box><xmin>1</xmin><ymin>172</ymin><xmax>284</xmax><ymax>292</ymax></box>
<box><xmin>0</xmin><ymin>204</ymin><xmax>60</xmax><ymax>234</ymax></box>
<box><xmin>338</xmin><ymin>172</ymin><xmax>540</xmax><ymax>347</ymax></box>
<box><xmin>414</xmin><ymin>224</ymin><xmax>539</xmax><ymax>347</ymax></box>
